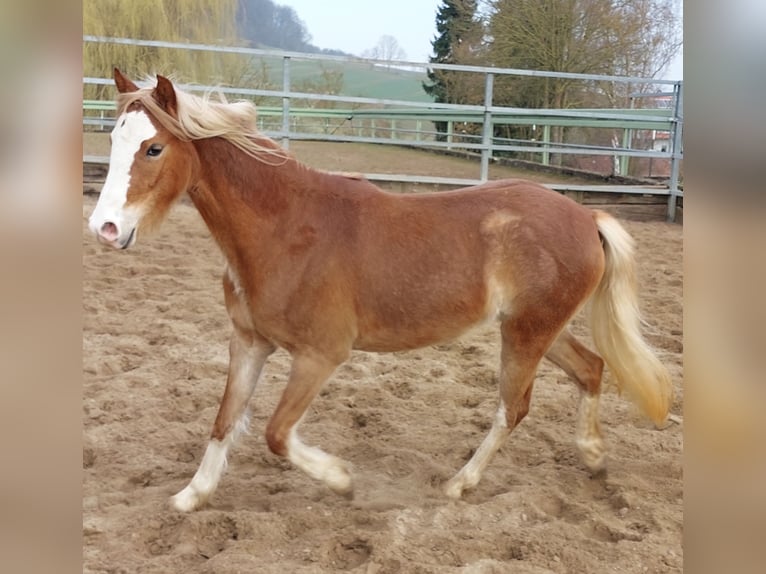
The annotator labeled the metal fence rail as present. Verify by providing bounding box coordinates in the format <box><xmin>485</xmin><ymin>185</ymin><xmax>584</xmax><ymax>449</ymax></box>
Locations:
<box><xmin>83</xmin><ymin>36</ymin><xmax>683</xmax><ymax>220</ymax></box>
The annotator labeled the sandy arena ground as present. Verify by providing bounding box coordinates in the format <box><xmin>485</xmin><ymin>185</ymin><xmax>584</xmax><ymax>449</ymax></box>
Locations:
<box><xmin>82</xmin><ymin>175</ymin><xmax>682</xmax><ymax>573</ymax></box>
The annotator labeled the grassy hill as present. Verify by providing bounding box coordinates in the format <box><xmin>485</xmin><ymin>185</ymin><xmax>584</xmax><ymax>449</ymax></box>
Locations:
<box><xmin>255</xmin><ymin>55</ymin><xmax>433</xmax><ymax>102</ymax></box>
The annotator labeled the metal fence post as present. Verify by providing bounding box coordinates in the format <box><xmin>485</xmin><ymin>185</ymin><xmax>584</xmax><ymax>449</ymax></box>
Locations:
<box><xmin>542</xmin><ymin>124</ymin><xmax>551</xmax><ymax>165</ymax></box>
<box><xmin>620</xmin><ymin>127</ymin><xmax>633</xmax><ymax>176</ymax></box>
<box><xmin>667</xmin><ymin>81</ymin><xmax>683</xmax><ymax>222</ymax></box>
<box><xmin>481</xmin><ymin>72</ymin><xmax>495</xmax><ymax>182</ymax></box>
<box><xmin>619</xmin><ymin>96</ymin><xmax>635</xmax><ymax>176</ymax></box>
<box><xmin>281</xmin><ymin>56</ymin><xmax>291</xmax><ymax>149</ymax></box>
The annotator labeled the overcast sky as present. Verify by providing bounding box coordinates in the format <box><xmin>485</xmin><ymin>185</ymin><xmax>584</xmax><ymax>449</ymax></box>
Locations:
<box><xmin>277</xmin><ymin>0</ymin><xmax>442</xmax><ymax>63</ymax></box>
<box><xmin>277</xmin><ymin>0</ymin><xmax>683</xmax><ymax>80</ymax></box>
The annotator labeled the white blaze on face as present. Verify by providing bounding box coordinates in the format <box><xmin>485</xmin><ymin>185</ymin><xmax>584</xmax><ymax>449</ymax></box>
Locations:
<box><xmin>88</xmin><ymin>110</ymin><xmax>157</xmax><ymax>248</ymax></box>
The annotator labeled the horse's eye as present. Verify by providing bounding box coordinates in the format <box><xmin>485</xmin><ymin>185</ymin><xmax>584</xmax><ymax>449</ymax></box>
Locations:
<box><xmin>147</xmin><ymin>144</ymin><xmax>163</xmax><ymax>157</ymax></box>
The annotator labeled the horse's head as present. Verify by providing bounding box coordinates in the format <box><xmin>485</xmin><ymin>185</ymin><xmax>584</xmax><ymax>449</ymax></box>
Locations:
<box><xmin>88</xmin><ymin>69</ymin><xmax>198</xmax><ymax>249</ymax></box>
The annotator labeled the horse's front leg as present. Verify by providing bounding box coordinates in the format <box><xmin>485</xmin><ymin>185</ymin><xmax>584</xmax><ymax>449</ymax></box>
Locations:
<box><xmin>171</xmin><ymin>329</ymin><xmax>274</xmax><ymax>511</ymax></box>
<box><xmin>172</xmin><ymin>269</ymin><xmax>276</xmax><ymax>511</ymax></box>
<box><xmin>265</xmin><ymin>351</ymin><xmax>353</xmax><ymax>497</ymax></box>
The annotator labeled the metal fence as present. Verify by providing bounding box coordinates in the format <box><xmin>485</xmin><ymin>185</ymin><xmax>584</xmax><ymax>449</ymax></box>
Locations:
<box><xmin>83</xmin><ymin>36</ymin><xmax>683</xmax><ymax>220</ymax></box>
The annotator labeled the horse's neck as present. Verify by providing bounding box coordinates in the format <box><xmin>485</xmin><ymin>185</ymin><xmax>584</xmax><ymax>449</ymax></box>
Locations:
<box><xmin>188</xmin><ymin>137</ymin><xmax>310</xmax><ymax>265</ymax></box>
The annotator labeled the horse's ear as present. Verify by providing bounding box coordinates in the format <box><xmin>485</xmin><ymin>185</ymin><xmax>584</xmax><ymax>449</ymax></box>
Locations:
<box><xmin>152</xmin><ymin>75</ymin><xmax>178</xmax><ymax>117</ymax></box>
<box><xmin>114</xmin><ymin>68</ymin><xmax>138</xmax><ymax>93</ymax></box>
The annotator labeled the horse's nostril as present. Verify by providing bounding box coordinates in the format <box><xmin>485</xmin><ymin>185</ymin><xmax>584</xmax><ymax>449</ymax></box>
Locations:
<box><xmin>100</xmin><ymin>221</ymin><xmax>119</xmax><ymax>241</ymax></box>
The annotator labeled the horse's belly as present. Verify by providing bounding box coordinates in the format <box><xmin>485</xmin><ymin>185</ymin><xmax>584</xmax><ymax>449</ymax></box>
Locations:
<box><xmin>351</xmin><ymin>290</ymin><xmax>496</xmax><ymax>352</ymax></box>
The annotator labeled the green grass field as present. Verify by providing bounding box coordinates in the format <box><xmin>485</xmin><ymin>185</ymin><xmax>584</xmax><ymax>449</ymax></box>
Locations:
<box><xmin>254</xmin><ymin>56</ymin><xmax>432</xmax><ymax>102</ymax></box>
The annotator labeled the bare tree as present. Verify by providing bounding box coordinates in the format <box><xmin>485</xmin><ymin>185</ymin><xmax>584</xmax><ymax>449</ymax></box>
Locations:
<box><xmin>486</xmin><ymin>0</ymin><xmax>682</xmax><ymax>108</ymax></box>
<box><xmin>483</xmin><ymin>0</ymin><xmax>681</xmax><ymax>164</ymax></box>
<box><xmin>363</xmin><ymin>35</ymin><xmax>407</xmax><ymax>64</ymax></box>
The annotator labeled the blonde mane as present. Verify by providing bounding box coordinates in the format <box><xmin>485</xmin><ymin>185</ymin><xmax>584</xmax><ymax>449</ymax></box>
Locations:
<box><xmin>116</xmin><ymin>80</ymin><xmax>289</xmax><ymax>165</ymax></box>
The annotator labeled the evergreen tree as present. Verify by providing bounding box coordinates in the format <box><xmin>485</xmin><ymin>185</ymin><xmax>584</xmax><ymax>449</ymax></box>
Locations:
<box><xmin>423</xmin><ymin>0</ymin><xmax>483</xmax><ymax>138</ymax></box>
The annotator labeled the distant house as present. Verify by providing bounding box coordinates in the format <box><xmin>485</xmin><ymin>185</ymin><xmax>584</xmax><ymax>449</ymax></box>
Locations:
<box><xmin>649</xmin><ymin>130</ymin><xmax>671</xmax><ymax>153</ymax></box>
<box><xmin>636</xmin><ymin>129</ymin><xmax>672</xmax><ymax>179</ymax></box>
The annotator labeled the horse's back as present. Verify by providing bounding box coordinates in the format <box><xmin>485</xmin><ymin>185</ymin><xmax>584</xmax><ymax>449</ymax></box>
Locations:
<box><xmin>356</xmin><ymin>178</ymin><xmax>603</xmax><ymax>281</ymax></box>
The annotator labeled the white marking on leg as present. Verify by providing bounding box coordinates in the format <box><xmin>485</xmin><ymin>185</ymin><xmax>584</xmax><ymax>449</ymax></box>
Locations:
<box><xmin>576</xmin><ymin>392</ymin><xmax>606</xmax><ymax>472</ymax></box>
<box><xmin>171</xmin><ymin>412</ymin><xmax>250</xmax><ymax>512</ymax></box>
<box><xmin>171</xmin><ymin>334</ymin><xmax>271</xmax><ymax>512</ymax></box>
<box><xmin>445</xmin><ymin>401</ymin><xmax>510</xmax><ymax>499</ymax></box>
<box><xmin>286</xmin><ymin>427</ymin><xmax>352</xmax><ymax>496</ymax></box>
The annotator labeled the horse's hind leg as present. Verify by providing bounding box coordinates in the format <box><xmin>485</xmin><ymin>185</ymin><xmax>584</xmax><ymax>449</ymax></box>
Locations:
<box><xmin>445</xmin><ymin>316</ymin><xmax>558</xmax><ymax>499</ymax></box>
<box><xmin>265</xmin><ymin>351</ymin><xmax>353</xmax><ymax>497</ymax></box>
<box><xmin>544</xmin><ymin>329</ymin><xmax>606</xmax><ymax>472</ymax></box>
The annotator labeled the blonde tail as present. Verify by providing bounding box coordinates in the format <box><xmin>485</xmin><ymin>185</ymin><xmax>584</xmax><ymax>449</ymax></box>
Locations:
<box><xmin>590</xmin><ymin>211</ymin><xmax>673</xmax><ymax>426</ymax></box>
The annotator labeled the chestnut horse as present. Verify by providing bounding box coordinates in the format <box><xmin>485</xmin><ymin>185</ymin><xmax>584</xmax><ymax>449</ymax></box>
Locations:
<box><xmin>88</xmin><ymin>69</ymin><xmax>672</xmax><ymax>512</ymax></box>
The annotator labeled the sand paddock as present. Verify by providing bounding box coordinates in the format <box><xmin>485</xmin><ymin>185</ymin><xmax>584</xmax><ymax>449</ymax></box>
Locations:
<box><xmin>83</xmin><ymin>186</ymin><xmax>682</xmax><ymax>573</ymax></box>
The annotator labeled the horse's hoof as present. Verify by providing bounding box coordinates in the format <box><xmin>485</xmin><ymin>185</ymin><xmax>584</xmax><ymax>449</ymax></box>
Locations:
<box><xmin>577</xmin><ymin>437</ymin><xmax>607</xmax><ymax>474</ymax></box>
<box><xmin>171</xmin><ymin>487</ymin><xmax>203</xmax><ymax>512</ymax></box>
<box><xmin>444</xmin><ymin>479</ymin><xmax>464</xmax><ymax>500</ymax></box>
<box><xmin>325</xmin><ymin>459</ymin><xmax>354</xmax><ymax>498</ymax></box>
<box><xmin>334</xmin><ymin>485</ymin><xmax>355</xmax><ymax>500</ymax></box>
